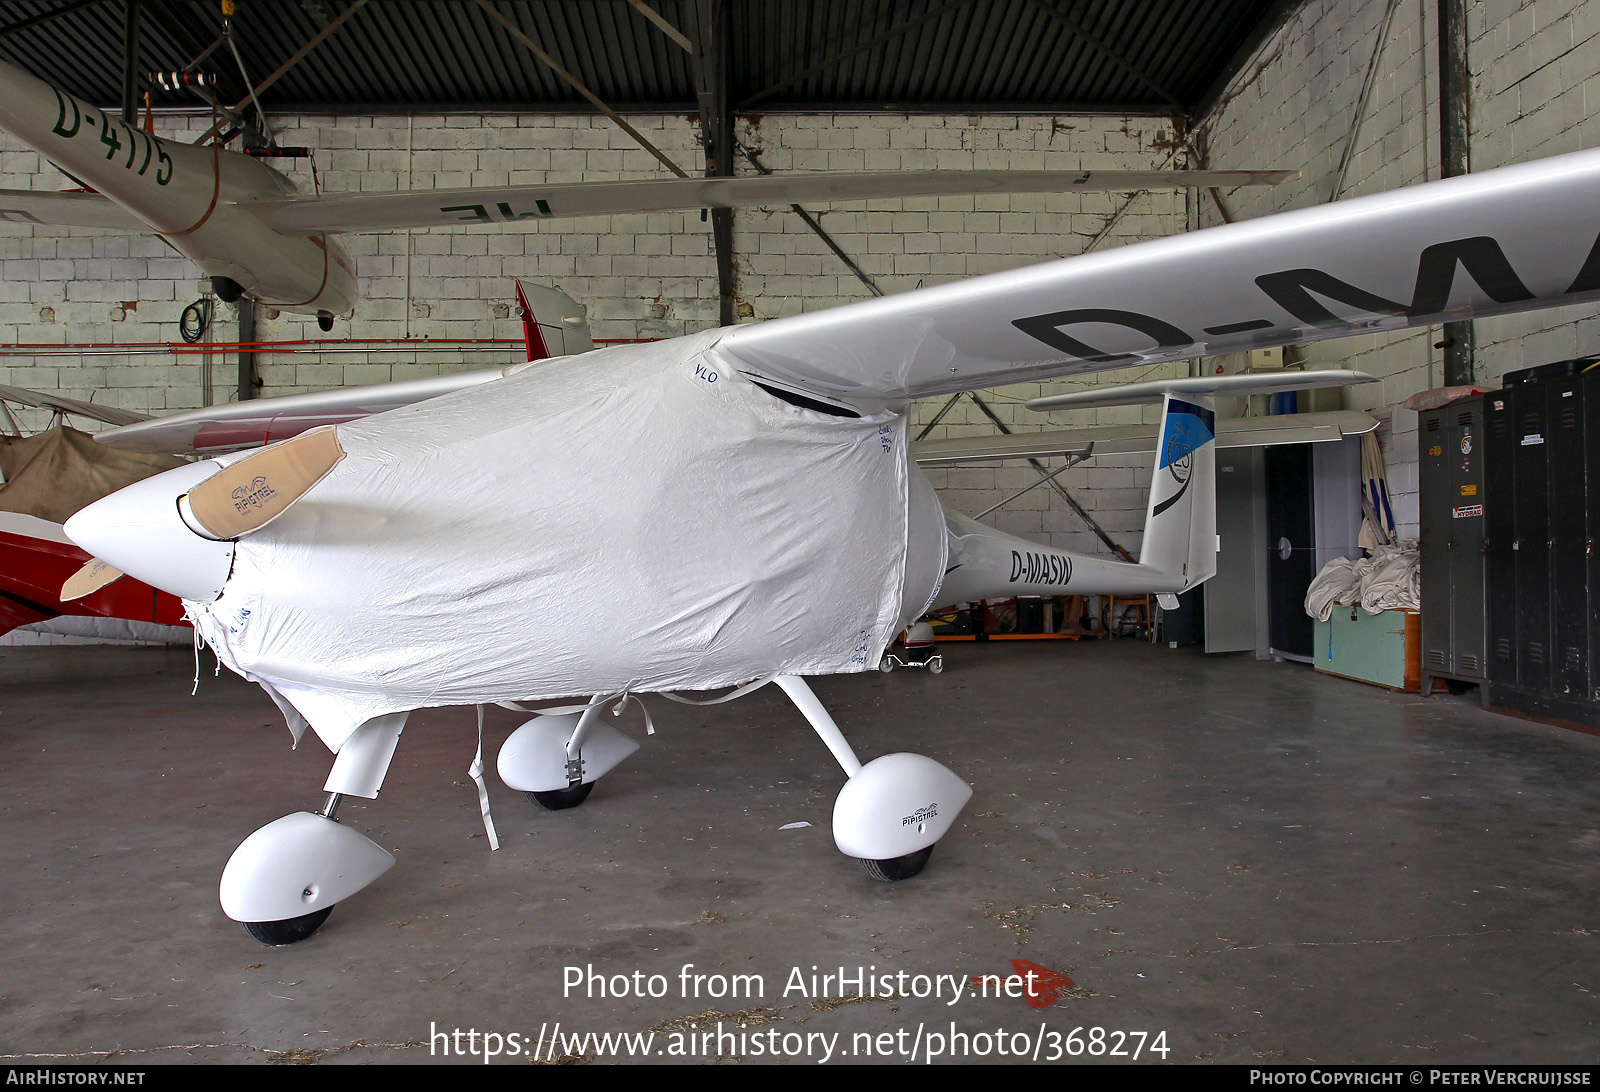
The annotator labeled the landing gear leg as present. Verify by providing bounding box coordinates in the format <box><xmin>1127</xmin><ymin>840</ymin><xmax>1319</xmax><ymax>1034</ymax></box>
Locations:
<box><xmin>498</xmin><ymin>696</ymin><xmax>640</xmax><ymax>809</ymax></box>
<box><xmin>220</xmin><ymin>712</ymin><xmax>409</xmax><ymax>945</ymax></box>
<box><xmin>775</xmin><ymin>676</ymin><xmax>970</xmax><ymax>881</ymax></box>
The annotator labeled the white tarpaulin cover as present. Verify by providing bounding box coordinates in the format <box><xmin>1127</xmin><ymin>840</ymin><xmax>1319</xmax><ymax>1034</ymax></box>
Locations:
<box><xmin>191</xmin><ymin>332</ymin><xmax>917</xmax><ymax>751</ymax></box>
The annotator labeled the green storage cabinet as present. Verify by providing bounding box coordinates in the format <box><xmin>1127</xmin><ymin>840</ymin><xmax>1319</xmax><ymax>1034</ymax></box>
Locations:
<box><xmin>1313</xmin><ymin>608</ymin><xmax>1421</xmax><ymax>692</ymax></box>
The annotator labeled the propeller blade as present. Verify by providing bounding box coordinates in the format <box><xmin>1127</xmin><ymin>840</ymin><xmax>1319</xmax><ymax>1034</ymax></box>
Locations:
<box><xmin>183</xmin><ymin>425</ymin><xmax>346</xmax><ymax>540</ymax></box>
<box><xmin>61</xmin><ymin>558</ymin><xmax>124</xmax><ymax>601</ymax></box>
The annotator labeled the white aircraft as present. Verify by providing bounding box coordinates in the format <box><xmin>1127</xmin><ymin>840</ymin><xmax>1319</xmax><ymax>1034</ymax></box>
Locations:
<box><xmin>59</xmin><ymin>144</ymin><xmax>1600</xmax><ymax>945</ymax></box>
<box><xmin>0</xmin><ymin>59</ymin><xmax>1292</xmax><ymax>330</ymax></box>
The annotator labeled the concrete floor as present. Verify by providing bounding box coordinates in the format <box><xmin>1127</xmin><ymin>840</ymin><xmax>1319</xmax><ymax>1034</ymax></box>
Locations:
<box><xmin>1</xmin><ymin>639</ymin><xmax>1597</xmax><ymax>1065</ymax></box>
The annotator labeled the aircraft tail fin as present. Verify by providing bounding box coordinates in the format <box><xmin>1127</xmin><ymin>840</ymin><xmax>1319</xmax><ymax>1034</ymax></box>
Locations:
<box><xmin>1135</xmin><ymin>392</ymin><xmax>1218</xmax><ymax>589</ymax></box>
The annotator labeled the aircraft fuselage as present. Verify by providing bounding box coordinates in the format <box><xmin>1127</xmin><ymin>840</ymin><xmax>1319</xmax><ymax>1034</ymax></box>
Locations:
<box><xmin>0</xmin><ymin>61</ymin><xmax>356</xmax><ymax>317</ymax></box>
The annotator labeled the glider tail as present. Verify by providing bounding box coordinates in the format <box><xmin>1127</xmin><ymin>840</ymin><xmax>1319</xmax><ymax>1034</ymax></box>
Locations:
<box><xmin>1133</xmin><ymin>392</ymin><xmax>1218</xmax><ymax>589</ymax></box>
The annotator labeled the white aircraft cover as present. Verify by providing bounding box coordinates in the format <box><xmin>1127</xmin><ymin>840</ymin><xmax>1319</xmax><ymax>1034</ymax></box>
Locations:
<box><xmin>189</xmin><ymin>332</ymin><xmax>915</xmax><ymax>751</ymax></box>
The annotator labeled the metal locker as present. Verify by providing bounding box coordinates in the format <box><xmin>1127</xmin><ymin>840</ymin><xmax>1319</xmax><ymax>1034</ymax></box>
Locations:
<box><xmin>1484</xmin><ymin>391</ymin><xmax>1518</xmax><ymax>689</ymax></box>
<box><xmin>1546</xmin><ymin>376</ymin><xmax>1588</xmax><ymax>697</ymax></box>
<box><xmin>1419</xmin><ymin>396</ymin><xmax>1487</xmax><ymax>693</ymax></box>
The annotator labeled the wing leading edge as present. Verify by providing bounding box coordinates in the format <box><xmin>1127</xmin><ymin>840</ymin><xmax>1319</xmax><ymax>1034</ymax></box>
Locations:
<box><xmin>717</xmin><ymin>149</ymin><xmax>1600</xmax><ymax>404</ymax></box>
<box><xmin>247</xmin><ymin>170</ymin><xmax>1296</xmax><ymax>235</ymax></box>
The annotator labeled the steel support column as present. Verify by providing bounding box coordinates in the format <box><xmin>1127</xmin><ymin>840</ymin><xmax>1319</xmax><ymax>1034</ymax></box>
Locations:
<box><xmin>237</xmin><ymin>301</ymin><xmax>258</xmax><ymax>403</ymax></box>
<box><xmin>121</xmin><ymin>0</ymin><xmax>140</xmax><ymax>126</ymax></box>
<box><xmin>1438</xmin><ymin>0</ymin><xmax>1474</xmax><ymax>385</ymax></box>
<box><xmin>691</xmin><ymin>0</ymin><xmax>737</xmax><ymax>326</ymax></box>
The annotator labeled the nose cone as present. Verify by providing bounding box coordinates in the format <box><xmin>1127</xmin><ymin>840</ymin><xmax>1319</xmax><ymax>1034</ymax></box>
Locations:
<box><xmin>64</xmin><ymin>461</ymin><xmax>236</xmax><ymax>602</ymax></box>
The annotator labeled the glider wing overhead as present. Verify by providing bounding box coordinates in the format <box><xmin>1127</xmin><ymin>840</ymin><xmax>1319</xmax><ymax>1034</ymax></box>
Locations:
<box><xmin>716</xmin><ymin>148</ymin><xmax>1600</xmax><ymax>406</ymax></box>
<box><xmin>247</xmin><ymin>170</ymin><xmax>1297</xmax><ymax>235</ymax></box>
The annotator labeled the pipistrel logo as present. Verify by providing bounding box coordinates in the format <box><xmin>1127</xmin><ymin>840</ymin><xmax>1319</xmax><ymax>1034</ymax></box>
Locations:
<box><xmin>902</xmin><ymin>803</ymin><xmax>938</xmax><ymax>827</ymax></box>
<box><xmin>232</xmin><ymin>475</ymin><xmax>277</xmax><ymax>514</ymax></box>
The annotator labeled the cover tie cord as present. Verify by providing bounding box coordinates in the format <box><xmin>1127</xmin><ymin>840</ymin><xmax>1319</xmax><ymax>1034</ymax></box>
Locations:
<box><xmin>660</xmin><ymin>675</ymin><xmax>777</xmax><ymax>706</ymax></box>
<box><xmin>469</xmin><ymin>704</ymin><xmax>500</xmax><ymax>851</ymax></box>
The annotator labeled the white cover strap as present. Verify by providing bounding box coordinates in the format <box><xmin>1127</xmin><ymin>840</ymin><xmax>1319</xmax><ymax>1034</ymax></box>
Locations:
<box><xmin>660</xmin><ymin>675</ymin><xmax>777</xmax><ymax>706</ymax></box>
<box><xmin>470</xmin><ymin>705</ymin><xmax>500</xmax><ymax>851</ymax></box>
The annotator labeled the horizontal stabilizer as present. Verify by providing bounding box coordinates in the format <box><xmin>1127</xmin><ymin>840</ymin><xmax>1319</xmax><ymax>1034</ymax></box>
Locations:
<box><xmin>1024</xmin><ymin>369</ymin><xmax>1376</xmax><ymax>411</ymax></box>
<box><xmin>913</xmin><ymin>409</ymin><xmax>1379</xmax><ymax>465</ymax></box>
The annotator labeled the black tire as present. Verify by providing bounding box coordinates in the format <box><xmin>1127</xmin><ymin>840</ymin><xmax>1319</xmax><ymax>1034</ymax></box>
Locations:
<box><xmin>860</xmin><ymin>844</ymin><xmax>934</xmax><ymax>881</ymax></box>
<box><xmin>317</xmin><ymin>311</ymin><xmax>334</xmax><ymax>332</ymax></box>
<box><xmin>243</xmin><ymin>906</ymin><xmax>334</xmax><ymax>946</ymax></box>
<box><xmin>211</xmin><ymin>276</ymin><xmax>243</xmax><ymax>303</ymax></box>
<box><xmin>528</xmin><ymin>783</ymin><xmax>594</xmax><ymax>811</ymax></box>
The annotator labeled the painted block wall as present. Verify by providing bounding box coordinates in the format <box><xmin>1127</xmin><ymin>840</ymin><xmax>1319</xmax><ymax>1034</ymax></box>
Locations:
<box><xmin>1199</xmin><ymin>0</ymin><xmax>1600</xmax><ymax>538</ymax></box>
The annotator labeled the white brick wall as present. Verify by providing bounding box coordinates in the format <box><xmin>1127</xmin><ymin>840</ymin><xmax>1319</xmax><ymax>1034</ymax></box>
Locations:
<box><xmin>1198</xmin><ymin>0</ymin><xmax>1600</xmax><ymax>537</ymax></box>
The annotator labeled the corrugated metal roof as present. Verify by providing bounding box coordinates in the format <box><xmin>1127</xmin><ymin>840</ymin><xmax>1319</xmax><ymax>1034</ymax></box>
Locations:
<box><xmin>0</xmin><ymin>0</ymin><xmax>1292</xmax><ymax>117</ymax></box>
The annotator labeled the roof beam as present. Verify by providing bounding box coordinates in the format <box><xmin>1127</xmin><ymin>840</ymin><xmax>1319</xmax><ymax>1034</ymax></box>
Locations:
<box><xmin>196</xmin><ymin>0</ymin><xmax>370</xmax><ymax>144</ymax></box>
<box><xmin>474</xmin><ymin>0</ymin><xmax>688</xmax><ymax>177</ymax></box>
<box><xmin>0</xmin><ymin>0</ymin><xmax>108</xmax><ymax>41</ymax></box>
<box><xmin>738</xmin><ymin>0</ymin><xmax>969</xmax><ymax>111</ymax></box>
<box><xmin>1023</xmin><ymin>0</ymin><xmax>1182</xmax><ymax>109</ymax></box>
<box><xmin>626</xmin><ymin>0</ymin><xmax>693</xmax><ymax>54</ymax></box>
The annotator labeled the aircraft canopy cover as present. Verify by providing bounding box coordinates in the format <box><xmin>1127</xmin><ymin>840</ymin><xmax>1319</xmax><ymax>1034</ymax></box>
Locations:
<box><xmin>190</xmin><ymin>332</ymin><xmax>917</xmax><ymax>751</ymax></box>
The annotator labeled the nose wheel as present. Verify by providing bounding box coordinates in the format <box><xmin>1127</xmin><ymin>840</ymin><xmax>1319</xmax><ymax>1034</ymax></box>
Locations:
<box><xmin>243</xmin><ymin>906</ymin><xmax>335</xmax><ymax>946</ymax></box>
<box><xmin>527</xmin><ymin>782</ymin><xmax>595</xmax><ymax>811</ymax></box>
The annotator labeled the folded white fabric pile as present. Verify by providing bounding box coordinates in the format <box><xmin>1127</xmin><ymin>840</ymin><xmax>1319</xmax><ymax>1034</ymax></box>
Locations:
<box><xmin>1304</xmin><ymin>540</ymin><xmax>1420</xmax><ymax>621</ymax></box>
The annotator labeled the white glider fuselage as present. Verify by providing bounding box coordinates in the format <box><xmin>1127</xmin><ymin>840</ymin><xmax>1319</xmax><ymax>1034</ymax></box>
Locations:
<box><xmin>0</xmin><ymin>62</ymin><xmax>356</xmax><ymax>317</ymax></box>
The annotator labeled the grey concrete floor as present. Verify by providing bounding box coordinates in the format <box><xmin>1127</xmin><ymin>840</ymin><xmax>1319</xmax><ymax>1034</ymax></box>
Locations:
<box><xmin>1</xmin><ymin>639</ymin><xmax>1597</xmax><ymax>1065</ymax></box>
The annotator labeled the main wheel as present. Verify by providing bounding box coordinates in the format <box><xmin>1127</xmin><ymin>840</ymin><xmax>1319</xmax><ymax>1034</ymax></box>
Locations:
<box><xmin>860</xmin><ymin>844</ymin><xmax>934</xmax><ymax>881</ymax></box>
<box><xmin>527</xmin><ymin>783</ymin><xmax>594</xmax><ymax>811</ymax></box>
<box><xmin>317</xmin><ymin>311</ymin><xmax>334</xmax><ymax>332</ymax></box>
<box><xmin>243</xmin><ymin>906</ymin><xmax>334</xmax><ymax>946</ymax></box>
<box><xmin>211</xmin><ymin>276</ymin><xmax>243</xmax><ymax>303</ymax></box>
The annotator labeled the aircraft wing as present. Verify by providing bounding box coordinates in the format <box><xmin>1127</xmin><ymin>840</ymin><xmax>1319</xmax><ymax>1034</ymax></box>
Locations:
<box><xmin>247</xmin><ymin>170</ymin><xmax>1295</xmax><ymax>234</ymax></box>
<box><xmin>95</xmin><ymin>368</ymin><xmax>505</xmax><ymax>454</ymax></box>
<box><xmin>0</xmin><ymin>384</ymin><xmax>149</xmax><ymax>427</ymax></box>
<box><xmin>0</xmin><ymin>189</ymin><xmax>148</xmax><ymax>231</ymax></box>
<box><xmin>717</xmin><ymin>149</ymin><xmax>1600</xmax><ymax>405</ymax></box>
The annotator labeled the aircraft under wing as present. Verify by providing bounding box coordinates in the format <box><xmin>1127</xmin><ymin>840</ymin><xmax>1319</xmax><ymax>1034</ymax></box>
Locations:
<box><xmin>717</xmin><ymin>148</ymin><xmax>1600</xmax><ymax>405</ymax></box>
<box><xmin>913</xmin><ymin>409</ymin><xmax>1379</xmax><ymax>466</ymax></box>
<box><xmin>95</xmin><ymin>368</ymin><xmax>505</xmax><ymax>454</ymax></box>
<box><xmin>247</xmin><ymin>170</ymin><xmax>1297</xmax><ymax>235</ymax></box>
<box><xmin>0</xmin><ymin>189</ymin><xmax>147</xmax><ymax>231</ymax></box>
<box><xmin>0</xmin><ymin>383</ymin><xmax>149</xmax><ymax>428</ymax></box>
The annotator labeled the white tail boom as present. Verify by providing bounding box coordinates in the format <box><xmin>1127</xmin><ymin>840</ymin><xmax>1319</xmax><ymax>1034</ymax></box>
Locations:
<box><xmin>933</xmin><ymin>392</ymin><xmax>1218</xmax><ymax>608</ymax></box>
<box><xmin>926</xmin><ymin>369</ymin><xmax>1375</xmax><ymax>611</ymax></box>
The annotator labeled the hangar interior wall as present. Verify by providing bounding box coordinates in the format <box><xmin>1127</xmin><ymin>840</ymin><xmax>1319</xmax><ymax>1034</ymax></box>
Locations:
<box><xmin>1</xmin><ymin>0</ymin><xmax>1598</xmax><ymax>569</ymax></box>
